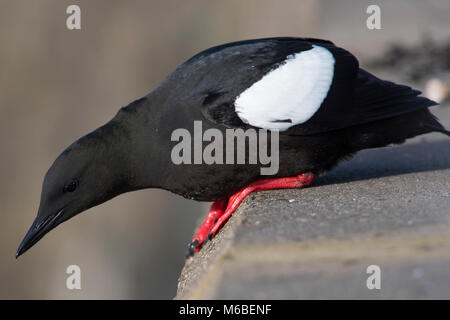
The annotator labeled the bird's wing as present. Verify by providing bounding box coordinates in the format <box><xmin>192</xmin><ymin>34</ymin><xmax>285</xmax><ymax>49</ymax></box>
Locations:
<box><xmin>285</xmin><ymin>68</ymin><xmax>437</xmax><ymax>135</ymax></box>
<box><xmin>353</xmin><ymin>69</ymin><xmax>437</xmax><ymax>123</ymax></box>
<box><xmin>196</xmin><ymin>37</ymin><xmax>435</xmax><ymax>135</ymax></box>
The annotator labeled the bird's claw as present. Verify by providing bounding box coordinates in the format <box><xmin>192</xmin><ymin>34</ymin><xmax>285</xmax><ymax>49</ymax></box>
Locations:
<box><xmin>186</xmin><ymin>239</ymin><xmax>199</xmax><ymax>258</ymax></box>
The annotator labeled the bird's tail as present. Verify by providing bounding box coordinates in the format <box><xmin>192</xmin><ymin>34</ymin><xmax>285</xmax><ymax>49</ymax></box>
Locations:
<box><xmin>424</xmin><ymin>124</ymin><xmax>450</xmax><ymax>137</ymax></box>
<box><xmin>422</xmin><ymin>112</ymin><xmax>450</xmax><ymax>137</ymax></box>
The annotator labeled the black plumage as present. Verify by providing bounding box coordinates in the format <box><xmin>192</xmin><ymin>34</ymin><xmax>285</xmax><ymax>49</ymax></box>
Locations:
<box><xmin>17</xmin><ymin>37</ymin><xmax>449</xmax><ymax>257</ymax></box>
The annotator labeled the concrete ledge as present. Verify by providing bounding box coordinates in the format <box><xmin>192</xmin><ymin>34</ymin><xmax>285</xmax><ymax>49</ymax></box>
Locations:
<box><xmin>176</xmin><ymin>108</ymin><xmax>450</xmax><ymax>299</ymax></box>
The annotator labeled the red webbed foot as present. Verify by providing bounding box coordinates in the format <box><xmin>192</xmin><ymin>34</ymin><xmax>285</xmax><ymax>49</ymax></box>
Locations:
<box><xmin>187</xmin><ymin>172</ymin><xmax>315</xmax><ymax>257</ymax></box>
<box><xmin>187</xmin><ymin>200</ymin><xmax>227</xmax><ymax>257</ymax></box>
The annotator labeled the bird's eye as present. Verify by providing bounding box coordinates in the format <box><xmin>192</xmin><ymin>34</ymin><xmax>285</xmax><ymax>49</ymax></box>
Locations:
<box><xmin>64</xmin><ymin>180</ymin><xmax>78</xmax><ymax>193</ymax></box>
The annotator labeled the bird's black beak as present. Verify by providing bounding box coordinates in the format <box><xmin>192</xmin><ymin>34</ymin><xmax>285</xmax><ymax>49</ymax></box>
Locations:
<box><xmin>16</xmin><ymin>209</ymin><xmax>64</xmax><ymax>258</ymax></box>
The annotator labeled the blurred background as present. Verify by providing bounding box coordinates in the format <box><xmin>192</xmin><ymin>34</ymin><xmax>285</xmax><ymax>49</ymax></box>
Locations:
<box><xmin>1</xmin><ymin>0</ymin><xmax>449</xmax><ymax>299</ymax></box>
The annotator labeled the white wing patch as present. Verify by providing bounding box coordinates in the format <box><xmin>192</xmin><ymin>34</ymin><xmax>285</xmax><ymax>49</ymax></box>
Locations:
<box><xmin>235</xmin><ymin>45</ymin><xmax>335</xmax><ymax>131</ymax></box>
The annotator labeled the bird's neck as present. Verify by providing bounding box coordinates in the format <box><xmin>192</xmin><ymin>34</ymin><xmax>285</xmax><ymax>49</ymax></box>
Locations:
<box><xmin>104</xmin><ymin>93</ymin><xmax>165</xmax><ymax>193</ymax></box>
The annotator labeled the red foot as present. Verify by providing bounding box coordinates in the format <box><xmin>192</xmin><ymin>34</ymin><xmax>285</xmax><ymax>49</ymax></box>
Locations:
<box><xmin>187</xmin><ymin>172</ymin><xmax>314</xmax><ymax>257</ymax></box>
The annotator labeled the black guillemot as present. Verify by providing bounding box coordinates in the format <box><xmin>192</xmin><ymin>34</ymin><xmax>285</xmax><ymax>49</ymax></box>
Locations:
<box><xmin>17</xmin><ymin>37</ymin><xmax>449</xmax><ymax>258</ymax></box>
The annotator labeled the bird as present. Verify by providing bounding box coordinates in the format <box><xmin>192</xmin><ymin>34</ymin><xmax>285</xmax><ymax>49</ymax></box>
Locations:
<box><xmin>16</xmin><ymin>37</ymin><xmax>449</xmax><ymax>258</ymax></box>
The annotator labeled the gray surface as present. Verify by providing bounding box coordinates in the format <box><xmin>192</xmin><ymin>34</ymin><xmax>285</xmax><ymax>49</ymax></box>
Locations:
<box><xmin>177</xmin><ymin>105</ymin><xmax>450</xmax><ymax>299</ymax></box>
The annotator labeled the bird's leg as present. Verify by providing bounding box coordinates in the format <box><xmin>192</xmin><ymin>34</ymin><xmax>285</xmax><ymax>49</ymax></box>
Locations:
<box><xmin>187</xmin><ymin>172</ymin><xmax>314</xmax><ymax>256</ymax></box>
<box><xmin>187</xmin><ymin>199</ymin><xmax>228</xmax><ymax>257</ymax></box>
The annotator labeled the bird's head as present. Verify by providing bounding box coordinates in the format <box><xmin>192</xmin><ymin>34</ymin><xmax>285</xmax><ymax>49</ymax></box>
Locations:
<box><xmin>16</xmin><ymin>124</ymin><xmax>130</xmax><ymax>258</ymax></box>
